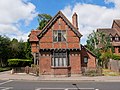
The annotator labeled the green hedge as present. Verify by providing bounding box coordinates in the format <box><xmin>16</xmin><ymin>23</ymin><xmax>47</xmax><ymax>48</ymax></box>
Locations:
<box><xmin>0</xmin><ymin>67</ymin><xmax>11</xmax><ymax>72</ymax></box>
<box><xmin>112</xmin><ymin>54</ymin><xmax>120</xmax><ymax>60</ymax></box>
<box><xmin>8</xmin><ymin>59</ymin><xmax>32</xmax><ymax>67</ymax></box>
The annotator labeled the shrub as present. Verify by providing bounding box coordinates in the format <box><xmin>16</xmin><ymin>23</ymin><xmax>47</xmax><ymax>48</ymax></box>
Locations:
<box><xmin>8</xmin><ymin>59</ymin><xmax>32</xmax><ymax>67</ymax></box>
<box><xmin>112</xmin><ymin>54</ymin><xmax>120</xmax><ymax>60</ymax></box>
<box><xmin>83</xmin><ymin>70</ymin><xmax>97</xmax><ymax>76</ymax></box>
<box><xmin>0</xmin><ymin>67</ymin><xmax>11</xmax><ymax>72</ymax></box>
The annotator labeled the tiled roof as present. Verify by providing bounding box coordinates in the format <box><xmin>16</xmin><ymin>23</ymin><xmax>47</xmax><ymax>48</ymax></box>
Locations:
<box><xmin>97</xmin><ymin>28</ymin><xmax>120</xmax><ymax>36</ymax></box>
<box><xmin>114</xmin><ymin>20</ymin><xmax>120</xmax><ymax>28</ymax></box>
<box><xmin>97</xmin><ymin>19</ymin><xmax>120</xmax><ymax>36</ymax></box>
<box><xmin>97</xmin><ymin>28</ymin><xmax>119</xmax><ymax>36</ymax></box>
<box><xmin>29</xmin><ymin>30</ymin><xmax>42</xmax><ymax>42</ymax></box>
<box><xmin>81</xmin><ymin>45</ymin><xmax>96</xmax><ymax>57</ymax></box>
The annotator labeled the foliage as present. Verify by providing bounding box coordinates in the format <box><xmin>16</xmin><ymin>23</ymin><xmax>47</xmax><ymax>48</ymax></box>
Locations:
<box><xmin>38</xmin><ymin>14</ymin><xmax>52</xmax><ymax>30</ymax></box>
<box><xmin>0</xmin><ymin>67</ymin><xmax>11</xmax><ymax>72</ymax></box>
<box><xmin>86</xmin><ymin>31</ymin><xmax>112</xmax><ymax>67</ymax></box>
<box><xmin>83</xmin><ymin>69</ymin><xmax>100</xmax><ymax>76</ymax></box>
<box><xmin>100</xmin><ymin>51</ymin><xmax>113</xmax><ymax>68</ymax></box>
<box><xmin>0</xmin><ymin>35</ymin><xmax>33</xmax><ymax>67</ymax></box>
<box><xmin>24</xmin><ymin>40</ymin><xmax>33</xmax><ymax>59</ymax></box>
<box><xmin>10</xmin><ymin>39</ymin><xmax>32</xmax><ymax>59</ymax></box>
<box><xmin>112</xmin><ymin>54</ymin><xmax>120</xmax><ymax>60</ymax></box>
<box><xmin>8</xmin><ymin>59</ymin><xmax>32</xmax><ymax>67</ymax></box>
<box><xmin>0</xmin><ymin>35</ymin><xmax>11</xmax><ymax>67</ymax></box>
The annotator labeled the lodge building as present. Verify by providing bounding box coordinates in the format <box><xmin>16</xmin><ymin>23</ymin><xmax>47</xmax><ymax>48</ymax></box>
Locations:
<box><xmin>29</xmin><ymin>11</ymin><xmax>96</xmax><ymax>76</ymax></box>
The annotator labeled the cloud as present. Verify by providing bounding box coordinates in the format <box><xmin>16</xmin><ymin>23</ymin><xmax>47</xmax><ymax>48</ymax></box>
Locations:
<box><xmin>0</xmin><ymin>0</ymin><xmax>37</xmax><ymax>41</ymax></box>
<box><xmin>105</xmin><ymin>0</ymin><xmax>120</xmax><ymax>8</ymax></box>
<box><xmin>62</xmin><ymin>0</ymin><xmax>120</xmax><ymax>44</ymax></box>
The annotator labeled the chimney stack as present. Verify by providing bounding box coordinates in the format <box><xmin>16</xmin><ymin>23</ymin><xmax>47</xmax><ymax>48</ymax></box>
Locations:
<box><xmin>72</xmin><ymin>12</ymin><xmax>78</xmax><ymax>30</ymax></box>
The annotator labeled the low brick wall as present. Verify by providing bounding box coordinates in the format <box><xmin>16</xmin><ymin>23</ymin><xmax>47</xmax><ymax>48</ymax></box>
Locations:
<box><xmin>12</xmin><ymin>66</ymin><xmax>39</xmax><ymax>76</ymax></box>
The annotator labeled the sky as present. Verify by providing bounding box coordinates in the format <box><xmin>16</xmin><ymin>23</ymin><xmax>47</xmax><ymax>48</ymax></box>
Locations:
<box><xmin>0</xmin><ymin>0</ymin><xmax>120</xmax><ymax>44</ymax></box>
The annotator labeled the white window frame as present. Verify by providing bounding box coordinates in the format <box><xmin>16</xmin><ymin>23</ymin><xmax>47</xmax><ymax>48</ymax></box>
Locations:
<box><xmin>53</xmin><ymin>30</ymin><xmax>66</xmax><ymax>42</ymax></box>
<box><xmin>52</xmin><ymin>51</ymin><xmax>68</xmax><ymax>67</ymax></box>
<box><xmin>84</xmin><ymin>56</ymin><xmax>88</xmax><ymax>64</ymax></box>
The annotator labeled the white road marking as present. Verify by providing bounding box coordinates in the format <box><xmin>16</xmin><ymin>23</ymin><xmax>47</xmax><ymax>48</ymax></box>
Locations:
<box><xmin>35</xmin><ymin>88</ymin><xmax>98</xmax><ymax>90</ymax></box>
<box><xmin>0</xmin><ymin>87</ymin><xmax>13</xmax><ymax>90</ymax></box>
<box><xmin>0</xmin><ymin>80</ymin><xmax>13</xmax><ymax>85</ymax></box>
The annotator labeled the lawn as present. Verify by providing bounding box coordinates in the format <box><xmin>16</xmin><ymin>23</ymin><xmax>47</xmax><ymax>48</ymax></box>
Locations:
<box><xmin>102</xmin><ymin>69</ymin><xmax>120</xmax><ymax>76</ymax></box>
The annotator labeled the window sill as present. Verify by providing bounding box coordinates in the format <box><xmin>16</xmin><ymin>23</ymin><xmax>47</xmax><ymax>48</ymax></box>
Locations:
<box><xmin>51</xmin><ymin>66</ymin><xmax>71</xmax><ymax>69</ymax></box>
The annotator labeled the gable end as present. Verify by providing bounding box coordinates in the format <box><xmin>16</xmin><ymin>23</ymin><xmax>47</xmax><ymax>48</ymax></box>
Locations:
<box><xmin>38</xmin><ymin>11</ymin><xmax>82</xmax><ymax>38</ymax></box>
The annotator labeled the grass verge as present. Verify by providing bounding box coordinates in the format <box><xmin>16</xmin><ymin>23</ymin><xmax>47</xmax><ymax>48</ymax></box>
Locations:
<box><xmin>102</xmin><ymin>69</ymin><xmax>120</xmax><ymax>76</ymax></box>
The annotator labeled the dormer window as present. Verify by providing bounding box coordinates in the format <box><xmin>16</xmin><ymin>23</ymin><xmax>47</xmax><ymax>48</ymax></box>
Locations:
<box><xmin>115</xmin><ymin>37</ymin><xmax>119</xmax><ymax>41</ymax></box>
<box><xmin>109</xmin><ymin>34</ymin><xmax>113</xmax><ymax>42</ymax></box>
<box><xmin>53</xmin><ymin>30</ymin><xmax>66</xmax><ymax>42</ymax></box>
<box><xmin>115</xmin><ymin>34</ymin><xmax>119</xmax><ymax>42</ymax></box>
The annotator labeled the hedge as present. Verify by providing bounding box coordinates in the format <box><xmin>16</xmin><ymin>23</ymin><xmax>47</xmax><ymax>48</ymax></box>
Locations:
<box><xmin>8</xmin><ymin>59</ymin><xmax>32</xmax><ymax>67</ymax></box>
<box><xmin>0</xmin><ymin>67</ymin><xmax>11</xmax><ymax>72</ymax></box>
<box><xmin>112</xmin><ymin>54</ymin><xmax>120</xmax><ymax>60</ymax></box>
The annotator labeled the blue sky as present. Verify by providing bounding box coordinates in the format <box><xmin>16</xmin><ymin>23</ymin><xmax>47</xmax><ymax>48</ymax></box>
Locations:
<box><xmin>0</xmin><ymin>0</ymin><xmax>120</xmax><ymax>44</ymax></box>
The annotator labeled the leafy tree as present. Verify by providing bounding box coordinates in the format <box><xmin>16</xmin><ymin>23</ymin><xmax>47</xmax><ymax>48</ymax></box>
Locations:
<box><xmin>17</xmin><ymin>40</ymin><xmax>26</xmax><ymax>59</ymax></box>
<box><xmin>10</xmin><ymin>38</ymin><xmax>19</xmax><ymax>58</ymax></box>
<box><xmin>38</xmin><ymin>14</ymin><xmax>52</xmax><ymax>30</ymax></box>
<box><xmin>0</xmin><ymin>35</ymin><xmax>32</xmax><ymax>67</ymax></box>
<box><xmin>86</xmin><ymin>31</ymin><xmax>112</xmax><ymax>67</ymax></box>
<box><xmin>100</xmin><ymin>50</ymin><xmax>112</xmax><ymax>68</ymax></box>
<box><xmin>0</xmin><ymin>35</ymin><xmax>11</xmax><ymax>67</ymax></box>
<box><xmin>24</xmin><ymin>40</ymin><xmax>32</xmax><ymax>59</ymax></box>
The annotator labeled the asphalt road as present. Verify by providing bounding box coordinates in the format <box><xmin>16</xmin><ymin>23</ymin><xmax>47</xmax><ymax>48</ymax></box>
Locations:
<box><xmin>0</xmin><ymin>80</ymin><xmax>120</xmax><ymax>90</ymax></box>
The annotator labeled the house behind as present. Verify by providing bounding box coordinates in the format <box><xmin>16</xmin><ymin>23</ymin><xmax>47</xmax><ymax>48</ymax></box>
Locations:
<box><xmin>97</xmin><ymin>20</ymin><xmax>120</xmax><ymax>55</ymax></box>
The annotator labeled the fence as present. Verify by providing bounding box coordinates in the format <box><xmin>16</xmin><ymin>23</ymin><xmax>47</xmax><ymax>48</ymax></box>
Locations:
<box><xmin>108</xmin><ymin>59</ymin><xmax>120</xmax><ymax>72</ymax></box>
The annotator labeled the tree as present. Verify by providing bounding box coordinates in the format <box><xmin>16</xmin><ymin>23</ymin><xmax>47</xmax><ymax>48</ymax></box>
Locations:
<box><xmin>100</xmin><ymin>50</ymin><xmax>112</xmax><ymax>68</ymax></box>
<box><xmin>86</xmin><ymin>31</ymin><xmax>112</xmax><ymax>67</ymax></box>
<box><xmin>0</xmin><ymin>35</ymin><xmax>32</xmax><ymax>67</ymax></box>
<box><xmin>10</xmin><ymin>38</ymin><xmax>19</xmax><ymax>58</ymax></box>
<box><xmin>17</xmin><ymin>39</ymin><xmax>26</xmax><ymax>59</ymax></box>
<box><xmin>24</xmin><ymin>40</ymin><xmax>32</xmax><ymax>59</ymax></box>
<box><xmin>38</xmin><ymin>14</ymin><xmax>52</xmax><ymax>30</ymax></box>
<box><xmin>0</xmin><ymin>35</ymin><xmax>11</xmax><ymax>66</ymax></box>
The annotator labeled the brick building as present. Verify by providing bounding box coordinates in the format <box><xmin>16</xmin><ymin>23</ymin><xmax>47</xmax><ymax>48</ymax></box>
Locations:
<box><xmin>29</xmin><ymin>11</ymin><xmax>96</xmax><ymax>76</ymax></box>
<box><xmin>97</xmin><ymin>20</ymin><xmax>120</xmax><ymax>55</ymax></box>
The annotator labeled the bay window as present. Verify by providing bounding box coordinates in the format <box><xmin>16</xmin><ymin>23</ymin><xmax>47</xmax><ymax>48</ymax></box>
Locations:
<box><xmin>52</xmin><ymin>51</ymin><xmax>68</xmax><ymax>67</ymax></box>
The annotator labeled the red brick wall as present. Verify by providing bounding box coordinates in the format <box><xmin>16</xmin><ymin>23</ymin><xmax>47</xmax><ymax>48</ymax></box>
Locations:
<box><xmin>39</xmin><ymin>52</ymin><xmax>51</xmax><ymax>75</ymax></box>
<box><xmin>51</xmin><ymin>67</ymin><xmax>71</xmax><ymax>76</ymax></box>
<box><xmin>69</xmin><ymin>51</ymin><xmax>82</xmax><ymax>74</ymax></box>
<box><xmin>114</xmin><ymin>46</ymin><xmax>120</xmax><ymax>55</ymax></box>
<box><xmin>81</xmin><ymin>46</ymin><xmax>96</xmax><ymax>68</ymax></box>
<box><xmin>39</xmin><ymin>51</ymin><xmax>82</xmax><ymax>75</ymax></box>
<box><xmin>39</xmin><ymin>16</ymin><xmax>80</xmax><ymax>49</ymax></box>
<box><xmin>31</xmin><ymin>42</ymin><xmax>39</xmax><ymax>53</ymax></box>
<box><xmin>40</xmin><ymin>28</ymin><xmax>53</xmax><ymax>49</ymax></box>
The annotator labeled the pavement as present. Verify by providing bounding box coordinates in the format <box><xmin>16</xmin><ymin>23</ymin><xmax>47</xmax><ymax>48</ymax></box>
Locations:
<box><xmin>0</xmin><ymin>70</ymin><xmax>120</xmax><ymax>82</ymax></box>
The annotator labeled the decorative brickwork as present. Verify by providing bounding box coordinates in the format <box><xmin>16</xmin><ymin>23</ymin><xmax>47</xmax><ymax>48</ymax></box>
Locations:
<box><xmin>29</xmin><ymin>11</ymin><xmax>96</xmax><ymax>76</ymax></box>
